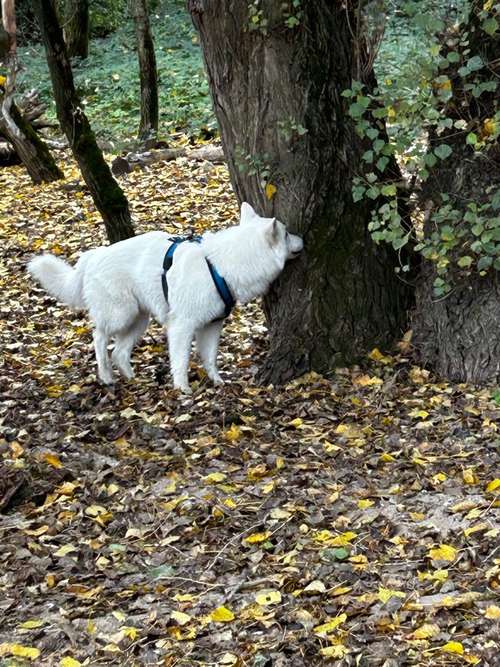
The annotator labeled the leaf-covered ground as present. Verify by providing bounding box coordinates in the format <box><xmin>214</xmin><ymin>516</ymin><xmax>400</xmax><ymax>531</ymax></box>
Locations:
<box><xmin>0</xmin><ymin>154</ymin><xmax>499</xmax><ymax>666</ymax></box>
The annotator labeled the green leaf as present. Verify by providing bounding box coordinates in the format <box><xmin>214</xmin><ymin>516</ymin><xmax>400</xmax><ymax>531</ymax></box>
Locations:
<box><xmin>434</xmin><ymin>144</ymin><xmax>452</xmax><ymax>160</ymax></box>
<box><xmin>457</xmin><ymin>256</ymin><xmax>473</xmax><ymax>268</ymax></box>
<box><xmin>381</xmin><ymin>184</ymin><xmax>397</xmax><ymax>197</ymax></box>
<box><xmin>333</xmin><ymin>547</ymin><xmax>349</xmax><ymax>560</ymax></box>
<box><xmin>466</xmin><ymin>132</ymin><xmax>478</xmax><ymax>145</ymax></box>
<box><xmin>477</xmin><ymin>256</ymin><xmax>493</xmax><ymax>271</ymax></box>
<box><xmin>482</xmin><ymin>17</ymin><xmax>498</xmax><ymax>36</ymax></box>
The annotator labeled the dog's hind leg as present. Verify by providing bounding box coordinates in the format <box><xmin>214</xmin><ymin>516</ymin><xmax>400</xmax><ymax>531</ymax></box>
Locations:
<box><xmin>196</xmin><ymin>321</ymin><xmax>224</xmax><ymax>385</ymax></box>
<box><xmin>167</xmin><ymin>318</ymin><xmax>195</xmax><ymax>394</ymax></box>
<box><xmin>93</xmin><ymin>328</ymin><xmax>114</xmax><ymax>385</ymax></box>
<box><xmin>112</xmin><ymin>312</ymin><xmax>150</xmax><ymax>379</ymax></box>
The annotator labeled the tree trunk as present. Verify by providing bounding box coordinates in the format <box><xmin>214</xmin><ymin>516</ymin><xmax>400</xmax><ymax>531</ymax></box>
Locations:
<box><xmin>188</xmin><ymin>0</ymin><xmax>413</xmax><ymax>383</ymax></box>
<box><xmin>130</xmin><ymin>0</ymin><xmax>159</xmax><ymax>142</ymax></box>
<box><xmin>0</xmin><ymin>0</ymin><xmax>63</xmax><ymax>183</ymax></box>
<box><xmin>412</xmin><ymin>7</ymin><xmax>500</xmax><ymax>384</ymax></box>
<box><xmin>32</xmin><ymin>0</ymin><xmax>135</xmax><ymax>244</ymax></box>
<box><xmin>0</xmin><ymin>98</ymin><xmax>63</xmax><ymax>181</ymax></box>
<box><xmin>63</xmin><ymin>0</ymin><xmax>89</xmax><ymax>59</ymax></box>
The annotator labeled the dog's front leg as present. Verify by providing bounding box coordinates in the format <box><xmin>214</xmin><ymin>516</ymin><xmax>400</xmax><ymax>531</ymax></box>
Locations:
<box><xmin>167</xmin><ymin>319</ymin><xmax>195</xmax><ymax>394</ymax></box>
<box><xmin>196</xmin><ymin>320</ymin><xmax>224</xmax><ymax>385</ymax></box>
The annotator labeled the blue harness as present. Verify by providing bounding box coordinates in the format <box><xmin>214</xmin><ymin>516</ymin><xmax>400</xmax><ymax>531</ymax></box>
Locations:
<box><xmin>161</xmin><ymin>235</ymin><xmax>235</xmax><ymax>320</ymax></box>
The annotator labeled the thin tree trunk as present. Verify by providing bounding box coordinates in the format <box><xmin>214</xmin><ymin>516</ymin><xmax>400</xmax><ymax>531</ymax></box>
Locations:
<box><xmin>63</xmin><ymin>0</ymin><xmax>89</xmax><ymax>59</ymax></box>
<box><xmin>188</xmin><ymin>0</ymin><xmax>413</xmax><ymax>383</ymax></box>
<box><xmin>413</xmin><ymin>6</ymin><xmax>500</xmax><ymax>384</ymax></box>
<box><xmin>130</xmin><ymin>0</ymin><xmax>159</xmax><ymax>142</ymax></box>
<box><xmin>0</xmin><ymin>0</ymin><xmax>63</xmax><ymax>183</ymax></box>
<box><xmin>32</xmin><ymin>0</ymin><xmax>135</xmax><ymax>244</ymax></box>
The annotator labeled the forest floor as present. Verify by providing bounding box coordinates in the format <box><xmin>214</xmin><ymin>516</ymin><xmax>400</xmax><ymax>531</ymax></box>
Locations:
<box><xmin>0</xmin><ymin>153</ymin><xmax>499</xmax><ymax>666</ymax></box>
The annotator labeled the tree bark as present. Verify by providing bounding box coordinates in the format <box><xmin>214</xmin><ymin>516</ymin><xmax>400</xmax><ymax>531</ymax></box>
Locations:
<box><xmin>130</xmin><ymin>0</ymin><xmax>159</xmax><ymax>143</ymax></box>
<box><xmin>188</xmin><ymin>0</ymin><xmax>413</xmax><ymax>383</ymax></box>
<box><xmin>0</xmin><ymin>0</ymin><xmax>63</xmax><ymax>182</ymax></box>
<box><xmin>412</xmin><ymin>6</ymin><xmax>500</xmax><ymax>384</ymax></box>
<box><xmin>32</xmin><ymin>0</ymin><xmax>135</xmax><ymax>244</ymax></box>
<box><xmin>63</xmin><ymin>0</ymin><xmax>89</xmax><ymax>60</ymax></box>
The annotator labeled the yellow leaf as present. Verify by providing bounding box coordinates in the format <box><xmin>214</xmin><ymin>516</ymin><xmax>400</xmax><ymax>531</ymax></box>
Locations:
<box><xmin>204</xmin><ymin>472</ymin><xmax>226</xmax><ymax>484</ymax></box>
<box><xmin>368</xmin><ymin>348</ymin><xmax>392</xmax><ymax>364</ymax></box>
<box><xmin>319</xmin><ymin>645</ymin><xmax>348</xmax><ymax>658</ymax></box>
<box><xmin>255</xmin><ymin>589</ymin><xmax>282</xmax><ymax>606</ymax></box>
<box><xmin>463</xmin><ymin>522</ymin><xmax>488</xmax><ymax>537</ymax></box>
<box><xmin>330</xmin><ymin>585</ymin><xmax>352</xmax><ymax>597</ymax></box>
<box><xmin>244</xmin><ymin>531</ymin><xmax>271</xmax><ymax>544</ymax></box>
<box><xmin>380</xmin><ymin>452</ymin><xmax>396</xmax><ymax>462</ymax></box>
<box><xmin>409</xmin><ymin>409</ymin><xmax>429</xmax><ymax>419</ymax></box>
<box><xmin>265</xmin><ymin>183</ymin><xmax>277</xmax><ymax>200</ymax></box>
<box><xmin>46</xmin><ymin>574</ymin><xmax>56</xmax><ymax>588</ymax></box>
<box><xmin>428</xmin><ymin>543</ymin><xmax>457</xmax><ymax>562</ymax></box>
<box><xmin>349</xmin><ymin>554</ymin><xmax>368</xmax><ymax>565</ymax></box>
<box><xmin>357</xmin><ymin>499</ymin><xmax>374</xmax><ymax>509</ymax></box>
<box><xmin>0</xmin><ymin>75</ymin><xmax>6</xmax><ymax>86</ymax></box>
<box><xmin>354</xmin><ymin>374</ymin><xmax>383</xmax><ymax>387</ymax></box>
<box><xmin>54</xmin><ymin>544</ymin><xmax>78</xmax><ymax>557</ymax></box>
<box><xmin>409</xmin><ymin>623</ymin><xmax>440</xmax><ymax>639</ymax></box>
<box><xmin>60</xmin><ymin>658</ymin><xmax>82</xmax><ymax>667</ymax></box>
<box><xmin>174</xmin><ymin>593</ymin><xmax>195</xmax><ymax>603</ymax></box>
<box><xmin>210</xmin><ymin>606</ymin><xmax>235</xmax><ymax>622</ymax></box>
<box><xmin>289</xmin><ymin>417</ymin><xmax>303</xmax><ymax>428</ymax></box>
<box><xmin>18</xmin><ymin>620</ymin><xmax>45</xmax><ymax>630</ymax></box>
<box><xmin>247</xmin><ymin>464</ymin><xmax>268</xmax><ymax>480</ymax></box>
<box><xmin>47</xmin><ymin>384</ymin><xmax>64</xmax><ymax>398</ymax></box>
<box><xmin>486</xmin><ymin>478</ymin><xmax>500</xmax><ymax>492</ymax></box>
<box><xmin>441</xmin><ymin>641</ymin><xmax>464</xmax><ymax>655</ymax></box>
<box><xmin>122</xmin><ymin>626</ymin><xmax>139</xmax><ymax>640</ymax></box>
<box><xmin>0</xmin><ymin>644</ymin><xmax>41</xmax><ymax>660</ymax></box>
<box><xmin>464</xmin><ymin>656</ymin><xmax>480</xmax><ymax>665</ymax></box>
<box><xmin>377</xmin><ymin>587</ymin><xmax>406</xmax><ymax>604</ymax></box>
<box><xmin>485</xmin><ymin>605</ymin><xmax>500</xmax><ymax>619</ymax></box>
<box><xmin>330</xmin><ymin>531</ymin><xmax>357</xmax><ymax>546</ymax></box>
<box><xmin>483</xmin><ymin>118</ymin><xmax>496</xmax><ymax>136</ymax></box>
<box><xmin>225</xmin><ymin>423</ymin><xmax>241</xmax><ymax>442</ymax></box>
<box><xmin>170</xmin><ymin>611</ymin><xmax>191</xmax><ymax>626</ymax></box>
<box><xmin>314</xmin><ymin>613</ymin><xmax>347</xmax><ymax>635</ymax></box>
<box><xmin>462</xmin><ymin>468</ymin><xmax>478</xmax><ymax>485</ymax></box>
<box><xmin>42</xmin><ymin>452</ymin><xmax>63</xmax><ymax>468</ymax></box>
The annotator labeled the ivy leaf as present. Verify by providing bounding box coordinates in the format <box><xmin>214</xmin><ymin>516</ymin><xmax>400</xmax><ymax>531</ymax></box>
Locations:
<box><xmin>434</xmin><ymin>144</ymin><xmax>452</xmax><ymax>160</ymax></box>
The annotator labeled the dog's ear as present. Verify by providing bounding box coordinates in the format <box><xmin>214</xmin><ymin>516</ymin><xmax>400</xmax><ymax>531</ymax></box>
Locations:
<box><xmin>240</xmin><ymin>202</ymin><xmax>257</xmax><ymax>225</ymax></box>
<box><xmin>265</xmin><ymin>218</ymin><xmax>280</xmax><ymax>245</ymax></box>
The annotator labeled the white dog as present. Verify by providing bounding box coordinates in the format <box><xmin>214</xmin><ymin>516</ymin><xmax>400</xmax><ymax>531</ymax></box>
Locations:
<box><xmin>28</xmin><ymin>203</ymin><xmax>303</xmax><ymax>393</ymax></box>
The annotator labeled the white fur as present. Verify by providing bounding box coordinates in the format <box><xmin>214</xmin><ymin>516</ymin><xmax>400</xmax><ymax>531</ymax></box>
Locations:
<box><xmin>27</xmin><ymin>202</ymin><xmax>303</xmax><ymax>393</ymax></box>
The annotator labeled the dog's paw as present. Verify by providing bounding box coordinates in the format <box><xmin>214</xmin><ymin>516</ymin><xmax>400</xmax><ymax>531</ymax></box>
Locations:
<box><xmin>99</xmin><ymin>370</ymin><xmax>115</xmax><ymax>385</ymax></box>
<box><xmin>175</xmin><ymin>384</ymin><xmax>193</xmax><ymax>396</ymax></box>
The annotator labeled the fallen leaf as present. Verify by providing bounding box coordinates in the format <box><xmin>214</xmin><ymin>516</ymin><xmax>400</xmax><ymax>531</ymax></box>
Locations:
<box><xmin>210</xmin><ymin>606</ymin><xmax>235</xmax><ymax>622</ymax></box>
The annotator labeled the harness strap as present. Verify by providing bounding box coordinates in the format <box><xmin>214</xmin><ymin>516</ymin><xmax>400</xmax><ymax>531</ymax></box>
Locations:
<box><xmin>161</xmin><ymin>236</ymin><xmax>235</xmax><ymax>320</ymax></box>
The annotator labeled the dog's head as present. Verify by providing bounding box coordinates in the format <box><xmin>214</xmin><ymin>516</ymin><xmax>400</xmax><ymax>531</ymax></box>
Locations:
<box><xmin>240</xmin><ymin>202</ymin><xmax>303</xmax><ymax>261</ymax></box>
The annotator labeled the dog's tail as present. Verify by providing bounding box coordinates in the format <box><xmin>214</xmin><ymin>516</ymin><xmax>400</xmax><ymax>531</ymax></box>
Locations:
<box><xmin>28</xmin><ymin>254</ymin><xmax>87</xmax><ymax>310</ymax></box>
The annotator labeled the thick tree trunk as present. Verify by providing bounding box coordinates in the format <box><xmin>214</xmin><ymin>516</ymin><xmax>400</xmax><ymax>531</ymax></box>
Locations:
<box><xmin>63</xmin><ymin>0</ymin><xmax>89</xmax><ymax>60</ymax></box>
<box><xmin>0</xmin><ymin>0</ymin><xmax>62</xmax><ymax>182</ymax></box>
<box><xmin>0</xmin><ymin>99</ymin><xmax>63</xmax><ymax>181</ymax></box>
<box><xmin>413</xmin><ymin>7</ymin><xmax>500</xmax><ymax>384</ymax></box>
<box><xmin>32</xmin><ymin>0</ymin><xmax>135</xmax><ymax>243</ymax></box>
<box><xmin>188</xmin><ymin>0</ymin><xmax>413</xmax><ymax>383</ymax></box>
<box><xmin>130</xmin><ymin>0</ymin><xmax>159</xmax><ymax>142</ymax></box>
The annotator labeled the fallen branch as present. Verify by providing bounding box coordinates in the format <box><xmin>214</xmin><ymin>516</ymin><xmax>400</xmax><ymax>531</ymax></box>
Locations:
<box><xmin>111</xmin><ymin>144</ymin><xmax>225</xmax><ymax>175</ymax></box>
